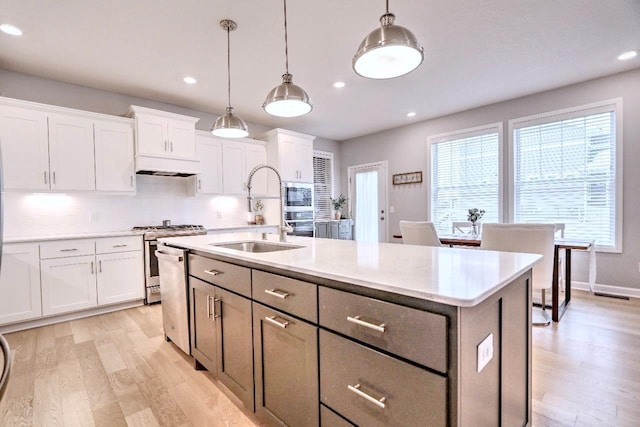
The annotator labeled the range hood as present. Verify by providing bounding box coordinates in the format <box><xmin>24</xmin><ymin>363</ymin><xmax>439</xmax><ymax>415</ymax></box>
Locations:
<box><xmin>135</xmin><ymin>155</ymin><xmax>200</xmax><ymax>177</ymax></box>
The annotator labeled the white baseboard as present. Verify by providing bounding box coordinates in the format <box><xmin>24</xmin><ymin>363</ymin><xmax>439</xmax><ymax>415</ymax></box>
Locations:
<box><xmin>571</xmin><ymin>281</ymin><xmax>640</xmax><ymax>299</ymax></box>
<box><xmin>0</xmin><ymin>299</ymin><xmax>145</xmax><ymax>334</ymax></box>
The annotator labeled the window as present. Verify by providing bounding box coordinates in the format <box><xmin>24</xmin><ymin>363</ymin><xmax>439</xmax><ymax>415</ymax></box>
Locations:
<box><xmin>510</xmin><ymin>99</ymin><xmax>621</xmax><ymax>250</ymax></box>
<box><xmin>313</xmin><ymin>151</ymin><xmax>334</xmax><ymax>220</ymax></box>
<box><xmin>428</xmin><ymin>123</ymin><xmax>502</xmax><ymax>235</ymax></box>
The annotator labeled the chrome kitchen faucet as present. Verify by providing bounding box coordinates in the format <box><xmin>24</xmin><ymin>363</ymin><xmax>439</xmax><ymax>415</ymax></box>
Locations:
<box><xmin>246</xmin><ymin>164</ymin><xmax>292</xmax><ymax>242</ymax></box>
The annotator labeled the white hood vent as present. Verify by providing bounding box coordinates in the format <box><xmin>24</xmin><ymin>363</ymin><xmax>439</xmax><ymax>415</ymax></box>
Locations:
<box><xmin>135</xmin><ymin>154</ymin><xmax>200</xmax><ymax>177</ymax></box>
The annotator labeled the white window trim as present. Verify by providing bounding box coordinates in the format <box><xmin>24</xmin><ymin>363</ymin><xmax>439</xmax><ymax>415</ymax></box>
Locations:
<box><xmin>507</xmin><ymin>98</ymin><xmax>623</xmax><ymax>253</ymax></box>
<box><xmin>426</xmin><ymin>122</ymin><xmax>504</xmax><ymax>223</ymax></box>
<box><xmin>313</xmin><ymin>150</ymin><xmax>334</xmax><ymax>196</ymax></box>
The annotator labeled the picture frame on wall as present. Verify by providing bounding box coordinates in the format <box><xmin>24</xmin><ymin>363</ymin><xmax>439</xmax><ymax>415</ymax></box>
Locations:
<box><xmin>392</xmin><ymin>171</ymin><xmax>423</xmax><ymax>185</ymax></box>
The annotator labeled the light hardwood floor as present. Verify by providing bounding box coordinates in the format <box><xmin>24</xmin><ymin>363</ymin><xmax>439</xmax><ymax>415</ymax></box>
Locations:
<box><xmin>1</xmin><ymin>290</ymin><xmax>639</xmax><ymax>426</ymax></box>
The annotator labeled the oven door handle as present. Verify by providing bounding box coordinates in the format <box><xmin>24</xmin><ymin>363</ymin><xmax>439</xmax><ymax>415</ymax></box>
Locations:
<box><xmin>154</xmin><ymin>250</ymin><xmax>183</xmax><ymax>263</ymax></box>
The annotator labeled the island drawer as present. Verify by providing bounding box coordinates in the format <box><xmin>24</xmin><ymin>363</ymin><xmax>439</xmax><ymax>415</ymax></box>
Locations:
<box><xmin>96</xmin><ymin>236</ymin><xmax>142</xmax><ymax>254</ymax></box>
<box><xmin>40</xmin><ymin>239</ymin><xmax>95</xmax><ymax>259</ymax></box>
<box><xmin>252</xmin><ymin>270</ymin><xmax>318</xmax><ymax>323</ymax></box>
<box><xmin>319</xmin><ymin>287</ymin><xmax>448</xmax><ymax>373</ymax></box>
<box><xmin>320</xmin><ymin>330</ymin><xmax>447</xmax><ymax>427</ymax></box>
<box><xmin>188</xmin><ymin>255</ymin><xmax>251</xmax><ymax>298</ymax></box>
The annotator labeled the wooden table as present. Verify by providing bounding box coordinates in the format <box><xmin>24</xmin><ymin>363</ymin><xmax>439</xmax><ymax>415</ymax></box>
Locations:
<box><xmin>394</xmin><ymin>234</ymin><xmax>594</xmax><ymax>322</ymax></box>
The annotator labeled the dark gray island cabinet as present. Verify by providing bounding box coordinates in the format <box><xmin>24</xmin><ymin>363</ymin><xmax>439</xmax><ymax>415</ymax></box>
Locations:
<box><xmin>178</xmin><ymin>244</ymin><xmax>533</xmax><ymax>427</ymax></box>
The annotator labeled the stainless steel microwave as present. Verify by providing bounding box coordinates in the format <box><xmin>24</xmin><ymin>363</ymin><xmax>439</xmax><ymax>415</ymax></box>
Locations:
<box><xmin>284</xmin><ymin>182</ymin><xmax>313</xmax><ymax>210</ymax></box>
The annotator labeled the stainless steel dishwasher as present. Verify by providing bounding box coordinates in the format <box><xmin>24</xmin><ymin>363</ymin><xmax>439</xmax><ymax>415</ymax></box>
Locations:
<box><xmin>155</xmin><ymin>244</ymin><xmax>190</xmax><ymax>355</ymax></box>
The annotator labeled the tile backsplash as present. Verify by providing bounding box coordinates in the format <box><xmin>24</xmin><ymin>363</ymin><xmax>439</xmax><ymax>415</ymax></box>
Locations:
<box><xmin>3</xmin><ymin>175</ymin><xmax>279</xmax><ymax>237</ymax></box>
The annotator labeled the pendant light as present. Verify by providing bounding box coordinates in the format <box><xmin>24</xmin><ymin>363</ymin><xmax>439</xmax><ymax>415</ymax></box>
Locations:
<box><xmin>353</xmin><ymin>0</ymin><xmax>424</xmax><ymax>79</ymax></box>
<box><xmin>212</xmin><ymin>19</ymin><xmax>249</xmax><ymax>138</ymax></box>
<box><xmin>263</xmin><ymin>0</ymin><xmax>312</xmax><ymax>118</ymax></box>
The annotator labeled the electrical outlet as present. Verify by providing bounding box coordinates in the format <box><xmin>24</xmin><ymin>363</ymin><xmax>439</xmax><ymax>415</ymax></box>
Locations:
<box><xmin>477</xmin><ymin>333</ymin><xmax>493</xmax><ymax>373</ymax></box>
<box><xmin>216</xmin><ymin>210</ymin><xmax>222</xmax><ymax>219</ymax></box>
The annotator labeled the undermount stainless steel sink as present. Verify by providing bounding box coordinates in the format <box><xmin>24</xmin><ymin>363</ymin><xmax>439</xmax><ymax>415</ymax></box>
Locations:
<box><xmin>211</xmin><ymin>241</ymin><xmax>304</xmax><ymax>253</ymax></box>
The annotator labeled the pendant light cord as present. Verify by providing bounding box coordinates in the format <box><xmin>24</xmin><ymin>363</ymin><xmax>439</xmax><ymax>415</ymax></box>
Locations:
<box><xmin>283</xmin><ymin>0</ymin><xmax>289</xmax><ymax>74</ymax></box>
<box><xmin>386</xmin><ymin>0</ymin><xmax>389</xmax><ymax>14</ymax></box>
<box><xmin>226</xmin><ymin>25</ymin><xmax>231</xmax><ymax>107</ymax></box>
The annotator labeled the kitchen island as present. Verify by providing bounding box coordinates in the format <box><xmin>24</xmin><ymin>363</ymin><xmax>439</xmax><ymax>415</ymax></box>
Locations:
<box><xmin>159</xmin><ymin>232</ymin><xmax>540</xmax><ymax>427</ymax></box>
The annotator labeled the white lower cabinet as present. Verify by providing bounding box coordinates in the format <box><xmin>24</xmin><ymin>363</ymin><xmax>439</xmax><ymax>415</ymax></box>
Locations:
<box><xmin>96</xmin><ymin>251</ymin><xmax>144</xmax><ymax>305</ymax></box>
<box><xmin>0</xmin><ymin>243</ymin><xmax>42</xmax><ymax>324</ymax></box>
<box><xmin>0</xmin><ymin>236</ymin><xmax>144</xmax><ymax>328</ymax></box>
<box><xmin>41</xmin><ymin>254</ymin><xmax>98</xmax><ymax>316</ymax></box>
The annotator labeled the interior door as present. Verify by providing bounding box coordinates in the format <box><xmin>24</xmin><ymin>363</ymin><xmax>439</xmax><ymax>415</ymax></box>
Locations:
<box><xmin>348</xmin><ymin>162</ymin><xmax>388</xmax><ymax>242</ymax></box>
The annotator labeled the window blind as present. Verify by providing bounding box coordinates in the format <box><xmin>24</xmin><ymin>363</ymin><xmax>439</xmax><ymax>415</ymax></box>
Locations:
<box><xmin>313</xmin><ymin>152</ymin><xmax>333</xmax><ymax>220</ymax></box>
<box><xmin>429</xmin><ymin>125</ymin><xmax>501</xmax><ymax>235</ymax></box>
<box><xmin>512</xmin><ymin>107</ymin><xmax>618</xmax><ymax>248</ymax></box>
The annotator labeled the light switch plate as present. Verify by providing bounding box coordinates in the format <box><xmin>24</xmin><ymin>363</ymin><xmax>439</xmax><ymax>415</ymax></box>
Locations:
<box><xmin>477</xmin><ymin>333</ymin><xmax>494</xmax><ymax>373</ymax></box>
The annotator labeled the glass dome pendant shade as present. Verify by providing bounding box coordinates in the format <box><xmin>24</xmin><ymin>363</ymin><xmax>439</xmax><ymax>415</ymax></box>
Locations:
<box><xmin>212</xmin><ymin>19</ymin><xmax>249</xmax><ymax>138</ymax></box>
<box><xmin>353</xmin><ymin>1</ymin><xmax>424</xmax><ymax>79</ymax></box>
<box><xmin>263</xmin><ymin>0</ymin><xmax>312</xmax><ymax>118</ymax></box>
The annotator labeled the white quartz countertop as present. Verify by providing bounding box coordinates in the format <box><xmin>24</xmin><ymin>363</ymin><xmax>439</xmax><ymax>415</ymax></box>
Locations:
<box><xmin>3</xmin><ymin>230</ymin><xmax>144</xmax><ymax>244</ymax></box>
<box><xmin>159</xmin><ymin>232</ymin><xmax>541</xmax><ymax>308</ymax></box>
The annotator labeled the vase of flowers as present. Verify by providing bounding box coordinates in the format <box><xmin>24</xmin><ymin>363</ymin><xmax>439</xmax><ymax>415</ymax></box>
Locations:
<box><xmin>254</xmin><ymin>199</ymin><xmax>265</xmax><ymax>225</ymax></box>
<box><xmin>331</xmin><ymin>194</ymin><xmax>347</xmax><ymax>220</ymax></box>
<box><xmin>467</xmin><ymin>208</ymin><xmax>485</xmax><ymax>237</ymax></box>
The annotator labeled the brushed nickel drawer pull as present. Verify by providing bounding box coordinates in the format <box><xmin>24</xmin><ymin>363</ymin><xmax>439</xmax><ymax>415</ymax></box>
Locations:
<box><xmin>206</xmin><ymin>295</ymin><xmax>212</xmax><ymax>320</ymax></box>
<box><xmin>112</xmin><ymin>244</ymin><xmax>128</xmax><ymax>248</ymax></box>
<box><xmin>212</xmin><ymin>298</ymin><xmax>221</xmax><ymax>319</ymax></box>
<box><xmin>264</xmin><ymin>288</ymin><xmax>289</xmax><ymax>299</ymax></box>
<box><xmin>347</xmin><ymin>383</ymin><xmax>386</xmax><ymax>409</ymax></box>
<box><xmin>60</xmin><ymin>248</ymin><xmax>78</xmax><ymax>252</ymax></box>
<box><xmin>347</xmin><ymin>315</ymin><xmax>386</xmax><ymax>333</ymax></box>
<box><xmin>265</xmin><ymin>315</ymin><xmax>289</xmax><ymax>329</ymax></box>
<box><xmin>205</xmin><ymin>269</ymin><xmax>222</xmax><ymax>276</ymax></box>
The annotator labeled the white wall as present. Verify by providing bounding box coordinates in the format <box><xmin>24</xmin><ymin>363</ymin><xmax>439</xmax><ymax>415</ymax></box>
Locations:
<box><xmin>3</xmin><ymin>175</ymin><xmax>281</xmax><ymax>237</ymax></box>
<box><xmin>340</xmin><ymin>68</ymin><xmax>640</xmax><ymax>291</ymax></box>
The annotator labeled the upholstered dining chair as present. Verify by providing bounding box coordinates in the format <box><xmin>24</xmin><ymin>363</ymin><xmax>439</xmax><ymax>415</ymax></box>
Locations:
<box><xmin>399</xmin><ymin>221</ymin><xmax>442</xmax><ymax>247</ymax></box>
<box><xmin>0</xmin><ymin>333</ymin><xmax>11</xmax><ymax>403</ymax></box>
<box><xmin>480</xmin><ymin>223</ymin><xmax>556</xmax><ymax>326</ymax></box>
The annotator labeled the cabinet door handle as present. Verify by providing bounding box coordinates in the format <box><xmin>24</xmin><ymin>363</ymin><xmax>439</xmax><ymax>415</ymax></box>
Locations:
<box><xmin>206</xmin><ymin>295</ymin><xmax>212</xmax><ymax>320</ymax></box>
<box><xmin>170</xmin><ymin>141</ymin><xmax>173</xmax><ymax>152</ymax></box>
<box><xmin>52</xmin><ymin>171</ymin><xmax>56</xmax><ymax>185</ymax></box>
<box><xmin>99</xmin><ymin>260</ymin><xmax>102</xmax><ymax>273</ymax></box>
<box><xmin>165</xmin><ymin>140</ymin><xmax>168</xmax><ymax>151</ymax></box>
<box><xmin>112</xmin><ymin>244</ymin><xmax>128</xmax><ymax>248</ymax></box>
<box><xmin>264</xmin><ymin>288</ymin><xmax>289</xmax><ymax>299</ymax></box>
<box><xmin>44</xmin><ymin>171</ymin><xmax>48</xmax><ymax>185</ymax></box>
<box><xmin>130</xmin><ymin>176</ymin><xmax>134</xmax><ymax>187</ymax></box>
<box><xmin>90</xmin><ymin>261</ymin><xmax>94</xmax><ymax>275</ymax></box>
<box><xmin>347</xmin><ymin>384</ymin><xmax>387</xmax><ymax>409</ymax></box>
<box><xmin>265</xmin><ymin>315</ymin><xmax>289</xmax><ymax>329</ymax></box>
<box><xmin>347</xmin><ymin>315</ymin><xmax>386</xmax><ymax>333</ymax></box>
<box><xmin>198</xmin><ymin>179</ymin><xmax>202</xmax><ymax>189</ymax></box>
<box><xmin>205</xmin><ymin>269</ymin><xmax>222</xmax><ymax>276</ymax></box>
<box><xmin>211</xmin><ymin>297</ymin><xmax>221</xmax><ymax>319</ymax></box>
<box><xmin>60</xmin><ymin>248</ymin><xmax>78</xmax><ymax>252</ymax></box>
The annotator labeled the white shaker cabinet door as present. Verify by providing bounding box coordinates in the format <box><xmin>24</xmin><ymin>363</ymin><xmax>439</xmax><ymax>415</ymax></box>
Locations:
<box><xmin>245</xmin><ymin>143</ymin><xmax>268</xmax><ymax>196</ymax></box>
<box><xmin>48</xmin><ymin>114</ymin><xmax>96</xmax><ymax>191</ymax></box>
<box><xmin>167</xmin><ymin>118</ymin><xmax>197</xmax><ymax>159</ymax></box>
<box><xmin>276</xmin><ymin>136</ymin><xmax>299</xmax><ymax>182</ymax></box>
<box><xmin>222</xmin><ymin>142</ymin><xmax>246</xmax><ymax>195</ymax></box>
<box><xmin>96</xmin><ymin>251</ymin><xmax>144</xmax><ymax>305</ymax></box>
<box><xmin>194</xmin><ymin>134</ymin><xmax>223</xmax><ymax>194</ymax></box>
<box><xmin>41</xmin><ymin>255</ymin><xmax>98</xmax><ymax>316</ymax></box>
<box><xmin>296</xmin><ymin>138</ymin><xmax>314</xmax><ymax>183</ymax></box>
<box><xmin>135</xmin><ymin>113</ymin><xmax>168</xmax><ymax>156</ymax></box>
<box><xmin>0</xmin><ymin>243</ymin><xmax>42</xmax><ymax>325</ymax></box>
<box><xmin>94</xmin><ymin>120</ymin><xmax>135</xmax><ymax>192</ymax></box>
<box><xmin>0</xmin><ymin>106</ymin><xmax>50</xmax><ymax>190</ymax></box>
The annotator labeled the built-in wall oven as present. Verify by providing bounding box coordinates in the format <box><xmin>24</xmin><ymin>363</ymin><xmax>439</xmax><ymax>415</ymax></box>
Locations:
<box><xmin>133</xmin><ymin>224</ymin><xmax>207</xmax><ymax>304</ymax></box>
<box><xmin>284</xmin><ymin>182</ymin><xmax>313</xmax><ymax>211</ymax></box>
<box><xmin>285</xmin><ymin>209</ymin><xmax>314</xmax><ymax>237</ymax></box>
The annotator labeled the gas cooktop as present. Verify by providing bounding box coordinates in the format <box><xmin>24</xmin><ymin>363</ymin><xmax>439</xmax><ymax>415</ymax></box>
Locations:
<box><xmin>133</xmin><ymin>224</ymin><xmax>207</xmax><ymax>239</ymax></box>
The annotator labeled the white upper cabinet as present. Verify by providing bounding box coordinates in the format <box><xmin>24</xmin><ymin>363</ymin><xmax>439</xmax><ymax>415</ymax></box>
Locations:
<box><xmin>0</xmin><ymin>97</ymin><xmax>136</xmax><ymax>193</ymax></box>
<box><xmin>191</xmin><ymin>131</ymin><xmax>223</xmax><ymax>195</ymax></box>
<box><xmin>94</xmin><ymin>120</ymin><xmax>135</xmax><ymax>193</ymax></box>
<box><xmin>262</xmin><ymin>128</ymin><xmax>315</xmax><ymax>183</ymax></box>
<box><xmin>48</xmin><ymin>114</ymin><xmax>96</xmax><ymax>191</ymax></box>
<box><xmin>221</xmin><ymin>139</ymin><xmax>268</xmax><ymax>196</ymax></box>
<box><xmin>128</xmin><ymin>106</ymin><xmax>198</xmax><ymax>160</ymax></box>
<box><xmin>0</xmin><ymin>106</ymin><xmax>51</xmax><ymax>190</ymax></box>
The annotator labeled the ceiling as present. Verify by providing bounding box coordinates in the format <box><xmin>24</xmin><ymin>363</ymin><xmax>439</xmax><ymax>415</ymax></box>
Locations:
<box><xmin>1</xmin><ymin>1</ymin><xmax>639</xmax><ymax>141</ymax></box>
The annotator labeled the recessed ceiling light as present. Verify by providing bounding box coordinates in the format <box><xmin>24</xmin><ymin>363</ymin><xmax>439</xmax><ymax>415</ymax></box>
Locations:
<box><xmin>0</xmin><ymin>23</ymin><xmax>23</xmax><ymax>36</ymax></box>
<box><xmin>617</xmin><ymin>50</ymin><xmax>637</xmax><ymax>61</ymax></box>
<box><xmin>406</xmin><ymin>112</ymin><xmax>416</xmax><ymax>117</ymax></box>
<box><xmin>333</xmin><ymin>81</ymin><xmax>345</xmax><ymax>88</ymax></box>
<box><xmin>183</xmin><ymin>76</ymin><xmax>197</xmax><ymax>84</ymax></box>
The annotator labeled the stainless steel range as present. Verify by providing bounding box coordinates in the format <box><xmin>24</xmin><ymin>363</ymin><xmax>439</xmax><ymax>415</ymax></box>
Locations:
<box><xmin>133</xmin><ymin>222</ymin><xmax>207</xmax><ymax>304</ymax></box>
